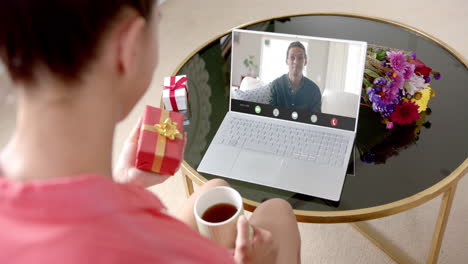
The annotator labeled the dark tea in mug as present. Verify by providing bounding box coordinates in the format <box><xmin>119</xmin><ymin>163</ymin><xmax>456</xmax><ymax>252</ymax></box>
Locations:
<box><xmin>201</xmin><ymin>203</ymin><xmax>238</xmax><ymax>223</ymax></box>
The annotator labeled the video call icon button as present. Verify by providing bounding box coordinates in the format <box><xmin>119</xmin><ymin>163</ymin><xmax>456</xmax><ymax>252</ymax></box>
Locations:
<box><xmin>291</xmin><ymin>111</ymin><xmax>298</xmax><ymax>120</ymax></box>
<box><xmin>331</xmin><ymin>118</ymin><xmax>338</xmax><ymax>127</ymax></box>
<box><xmin>273</xmin><ymin>108</ymin><xmax>279</xmax><ymax>117</ymax></box>
<box><xmin>310</xmin><ymin>114</ymin><xmax>317</xmax><ymax>123</ymax></box>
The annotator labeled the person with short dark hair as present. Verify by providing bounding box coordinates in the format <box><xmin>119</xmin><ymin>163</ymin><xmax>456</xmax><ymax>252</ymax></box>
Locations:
<box><xmin>0</xmin><ymin>1</ymin><xmax>301</xmax><ymax>264</ymax></box>
<box><xmin>270</xmin><ymin>41</ymin><xmax>322</xmax><ymax>112</ymax></box>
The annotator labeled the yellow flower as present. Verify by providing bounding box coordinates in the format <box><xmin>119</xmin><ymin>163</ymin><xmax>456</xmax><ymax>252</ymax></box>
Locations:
<box><xmin>411</xmin><ymin>84</ymin><xmax>433</xmax><ymax>113</ymax></box>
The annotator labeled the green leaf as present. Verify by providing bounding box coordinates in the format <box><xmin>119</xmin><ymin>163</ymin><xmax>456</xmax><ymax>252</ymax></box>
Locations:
<box><xmin>376</xmin><ymin>49</ymin><xmax>387</xmax><ymax>61</ymax></box>
<box><xmin>364</xmin><ymin>69</ymin><xmax>380</xmax><ymax>79</ymax></box>
<box><xmin>363</xmin><ymin>78</ymin><xmax>373</xmax><ymax>88</ymax></box>
<box><xmin>404</xmin><ymin>82</ymin><xmax>411</xmax><ymax>91</ymax></box>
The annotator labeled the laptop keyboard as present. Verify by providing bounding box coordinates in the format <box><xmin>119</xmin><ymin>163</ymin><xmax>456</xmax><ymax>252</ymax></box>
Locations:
<box><xmin>215</xmin><ymin>116</ymin><xmax>349</xmax><ymax>168</ymax></box>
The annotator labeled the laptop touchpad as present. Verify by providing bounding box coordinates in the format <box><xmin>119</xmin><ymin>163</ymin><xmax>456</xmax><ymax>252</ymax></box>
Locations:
<box><xmin>230</xmin><ymin>150</ymin><xmax>282</xmax><ymax>182</ymax></box>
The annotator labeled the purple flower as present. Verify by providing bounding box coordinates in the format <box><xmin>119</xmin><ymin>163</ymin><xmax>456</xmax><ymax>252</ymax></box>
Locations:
<box><xmin>386</xmin><ymin>71</ymin><xmax>393</xmax><ymax>76</ymax></box>
<box><xmin>423</xmin><ymin>76</ymin><xmax>431</xmax><ymax>83</ymax></box>
<box><xmin>433</xmin><ymin>72</ymin><xmax>441</xmax><ymax>80</ymax></box>
<box><xmin>367</xmin><ymin>85</ymin><xmax>400</xmax><ymax>118</ymax></box>
<box><xmin>402</xmin><ymin>63</ymin><xmax>415</xmax><ymax>80</ymax></box>
<box><xmin>382</xmin><ymin>112</ymin><xmax>392</xmax><ymax>117</ymax></box>
<box><xmin>381</xmin><ymin>106</ymin><xmax>395</xmax><ymax>117</ymax></box>
<box><xmin>386</xmin><ymin>103</ymin><xmax>398</xmax><ymax>112</ymax></box>
<box><xmin>381</xmin><ymin>112</ymin><xmax>392</xmax><ymax>117</ymax></box>
<box><xmin>387</xmin><ymin>51</ymin><xmax>410</xmax><ymax>73</ymax></box>
<box><xmin>381</xmin><ymin>89</ymin><xmax>399</xmax><ymax>105</ymax></box>
<box><xmin>386</xmin><ymin>122</ymin><xmax>394</xmax><ymax>129</ymax></box>
<box><xmin>381</xmin><ymin>61</ymin><xmax>387</xmax><ymax>66</ymax></box>
<box><xmin>375</xmin><ymin>101</ymin><xmax>397</xmax><ymax>117</ymax></box>
<box><xmin>370</xmin><ymin>93</ymin><xmax>381</xmax><ymax>102</ymax></box>
<box><xmin>392</xmin><ymin>74</ymin><xmax>405</xmax><ymax>91</ymax></box>
<box><xmin>373</xmin><ymin>77</ymin><xmax>387</xmax><ymax>86</ymax></box>
<box><xmin>384</xmin><ymin>81</ymin><xmax>400</xmax><ymax>104</ymax></box>
<box><xmin>410</xmin><ymin>52</ymin><xmax>417</xmax><ymax>59</ymax></box>
<box><xmin>372</xmin><ymin>103</ymin><xmax>381</xmax><ymax>112</ymax></box>
<box><xmin>368</xmin><ymin>88</ymin><xmax>382</xmax><ymax>104</ymax></box>
<box><xmin>382</xmin><ymin>103</ymin><xmax>397</xmax><ymax>117</ymax></box>
<box><xmin>366</xmin><ymin>87</ymin><xmax>375</xmax><ymax>95</ymax></box>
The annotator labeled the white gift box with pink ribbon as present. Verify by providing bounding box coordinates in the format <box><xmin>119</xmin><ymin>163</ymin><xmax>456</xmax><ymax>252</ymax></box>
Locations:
<box><xmin>162</xmin><ymin>75</ymin><xmax>188</xmax><ymax>111</ymax></box>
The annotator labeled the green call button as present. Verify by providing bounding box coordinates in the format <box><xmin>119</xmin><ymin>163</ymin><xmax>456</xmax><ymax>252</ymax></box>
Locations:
<box><xmin>255</xmin><ymin>105</ymin><xmax>261</xmax><ymax>114</ymax></box>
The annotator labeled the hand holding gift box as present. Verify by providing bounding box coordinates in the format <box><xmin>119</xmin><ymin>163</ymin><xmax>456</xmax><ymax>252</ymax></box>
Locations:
<box><xmin>135</xmin><ymin>105</ymin><xmax>185</xmax><ymax>175</ymax></box>
<box><xmin>162</xmin><ymin>75</ymin><xmax>188</xmax><ymax>111</ymax></box>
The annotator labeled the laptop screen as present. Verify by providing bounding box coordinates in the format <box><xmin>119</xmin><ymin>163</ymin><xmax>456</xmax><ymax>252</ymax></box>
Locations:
<box><xmin>230</xmin><ymin>29</ymin><xmax>367</xmax><ymax>132</ymax></box>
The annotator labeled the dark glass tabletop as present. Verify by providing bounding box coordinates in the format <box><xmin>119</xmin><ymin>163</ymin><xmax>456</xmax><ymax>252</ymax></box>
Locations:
<box><xmin>176</xmin><ymin>15</ymin><xmax>468</xmax><ymax>212</ymax></box>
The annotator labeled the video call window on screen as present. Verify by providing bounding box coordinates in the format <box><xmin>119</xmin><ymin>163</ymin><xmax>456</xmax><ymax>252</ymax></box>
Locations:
<box><xmin>231</xmin><ymin>30</ymin><xmax>366</xmax><ymax>119</ymax></box>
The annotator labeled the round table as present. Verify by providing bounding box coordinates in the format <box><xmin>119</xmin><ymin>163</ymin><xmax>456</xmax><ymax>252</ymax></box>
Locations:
<box><xmin>173</xmin><ymin>14</ymin><xmax>467</xmax><ymax>263</ymax></box>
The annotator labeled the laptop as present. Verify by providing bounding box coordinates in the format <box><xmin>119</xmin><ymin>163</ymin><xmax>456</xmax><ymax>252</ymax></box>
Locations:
<box><xmin>198</xmin><ymin>29</ymin><xmax>367</xmax><ymax>201</ymax></box>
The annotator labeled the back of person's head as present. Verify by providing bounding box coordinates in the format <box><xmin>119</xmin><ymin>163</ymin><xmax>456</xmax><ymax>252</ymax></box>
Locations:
<box><xmin>0</xmin><ymin>0</ymin><xmax>156</xmax><ymax>85</ymax></box>
<box><xmin>286</xmin><ymin>41</ymin><xmax>307</xmax><ymax>59</ymax></box>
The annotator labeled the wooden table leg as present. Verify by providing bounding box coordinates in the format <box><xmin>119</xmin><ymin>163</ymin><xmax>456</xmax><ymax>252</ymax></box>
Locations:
<box><xmin>182</xmin><ymin>172</ymin><xmax>195</xmax><ymax>197</ymax></box>
<box><xmin>427</xmin><ymin>184</ymin><xmax>457</xmax><ymax>264</ymax></box>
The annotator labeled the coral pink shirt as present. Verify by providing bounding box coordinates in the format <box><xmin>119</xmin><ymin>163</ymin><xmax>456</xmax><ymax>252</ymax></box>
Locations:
<box><xmin>0</xmin><ymin>174</ymin><xmax>234</xmax><ymax>264</ymax></box>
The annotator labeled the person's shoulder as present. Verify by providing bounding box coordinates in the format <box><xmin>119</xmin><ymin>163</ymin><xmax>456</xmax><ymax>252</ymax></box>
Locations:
<box><xmin>272</xmin><ymin>74</ymin><xmax>287</xmax><ymax>84</ymax></box>
<box><xmin>303</xmin><ymin>77</ymin><xmax>320</xmax><ymax>91</ymax></box>
<box><xmin>303</xmin><ymin>76</ymin><xmax>317</xmax><ymax>86</ymax></box>
<box><xmin>271</xmin><ymin>74</ymin><xmax>287</xmax><ymax>89</ymax></box>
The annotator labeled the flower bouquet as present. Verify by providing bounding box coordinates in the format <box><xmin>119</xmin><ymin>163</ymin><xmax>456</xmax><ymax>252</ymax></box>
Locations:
<box><xmin>362</xmin><ymin>44</ymin><xmax>440</xmax><ymax>129</ymax></box>
<box><xmin>356</xmin><ymin>45</ymin><xmax>440</xmax><ymax>164</ymax></box>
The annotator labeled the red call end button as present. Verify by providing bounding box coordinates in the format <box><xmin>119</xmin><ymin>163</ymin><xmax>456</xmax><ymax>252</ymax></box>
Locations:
<box><xmin>331</xmin><ymin>118</ymin><xmax>338</xmax><ymax>127</ymax></box>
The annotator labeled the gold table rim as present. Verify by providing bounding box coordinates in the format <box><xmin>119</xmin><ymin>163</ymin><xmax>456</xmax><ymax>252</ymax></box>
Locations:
<box><xmin>170</xmin><ymin>12</ymin><xmax>468</xmax><ymax>223</ymax></box>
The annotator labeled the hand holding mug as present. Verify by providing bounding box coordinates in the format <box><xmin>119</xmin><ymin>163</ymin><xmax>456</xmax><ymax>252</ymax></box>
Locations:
<box><xmin>234</xmin><ymin>216</ymin><xmax>278</xmax><ymax>264</ymax></box>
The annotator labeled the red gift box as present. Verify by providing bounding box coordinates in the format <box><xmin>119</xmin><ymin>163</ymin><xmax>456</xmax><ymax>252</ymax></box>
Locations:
<box><xmin>135</xmin><ymin>105</ymin><xmax>185</xmax><ymax>175</ymax></box>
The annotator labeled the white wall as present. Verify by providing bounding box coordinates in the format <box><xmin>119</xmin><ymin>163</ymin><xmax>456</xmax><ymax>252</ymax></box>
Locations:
<box><xmin>321</xmin><ymin>42</ymin><xmax>365</xmax><ymax>117</ymax></box>
<box><xmin>259</xmin><ymin>37</ymin><xmax>303</xmax><ymax>84</ymax></box>
<box><xmin>324</xmin><ymin>42</ymin><xmax>348</xmax><ymax>93</ymax></box>
<box><xmin>306</xmin><ymin>40</ymin><xmax>329</xmax><ymax>94</ymax></box>
<box><xmin>231</xmin><ymin>33</ymin><xmax>262</xmax><ymax>86</ymax></box>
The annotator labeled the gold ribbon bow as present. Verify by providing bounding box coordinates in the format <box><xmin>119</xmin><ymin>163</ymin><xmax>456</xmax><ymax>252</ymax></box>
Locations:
<box><xmin>154</xmin><ymin>118</ymin><xmax>182</xmax><ymax>140</ymax></box>
<box><xmin>143</xmin><ymin>110</ymin><xmax>183</xmax><ymax>173</ymax></box>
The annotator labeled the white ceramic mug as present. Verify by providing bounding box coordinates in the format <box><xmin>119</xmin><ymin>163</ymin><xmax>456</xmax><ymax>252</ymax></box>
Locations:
<box><xmin>194</xmin><ymin>186</ymin><xmax>244</xmax><ymax>248</ymax></box>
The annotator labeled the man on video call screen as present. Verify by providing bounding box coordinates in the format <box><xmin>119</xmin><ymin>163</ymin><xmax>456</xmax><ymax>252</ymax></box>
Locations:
<box><xmin>269</xmin><ymin>41</ymin><xmax>322</xmax><ymax>112</ymax></box>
